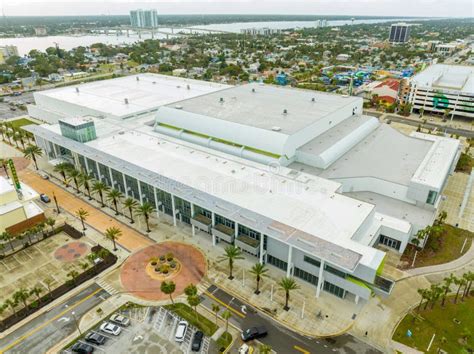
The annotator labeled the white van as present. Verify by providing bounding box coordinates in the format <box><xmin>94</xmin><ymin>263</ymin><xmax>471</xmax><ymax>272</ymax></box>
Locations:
<box><xmin>175</xmin><ymin>320</ymin><xmax>189</xmax><ymax>342</ymax></box>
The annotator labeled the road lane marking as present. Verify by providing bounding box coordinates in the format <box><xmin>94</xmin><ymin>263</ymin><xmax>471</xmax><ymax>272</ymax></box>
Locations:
<box><xmin>204</xmin><ymin>291</ymin><xmax>245</xmax><ymax>318</ymax></box>
<box><xmin>294</xmin><ymin>345</ymin><xmax>311</xmax><ymax>354</ymax></box>
<box><xmin>0</xmin><ymin>288</ymin><xmax>103</xmax><ymax>353</ymax></box>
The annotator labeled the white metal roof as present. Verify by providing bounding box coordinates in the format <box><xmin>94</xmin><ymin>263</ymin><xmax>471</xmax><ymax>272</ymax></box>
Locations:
<box><xmin>166</xmin><ymin>83</ymin><xmax>361</xmax><ymax>135</ymax></box>
<box><xmin>34</xmin><ymin>74</ymin><xmax>230</xmax><ymax>119</ymax></box>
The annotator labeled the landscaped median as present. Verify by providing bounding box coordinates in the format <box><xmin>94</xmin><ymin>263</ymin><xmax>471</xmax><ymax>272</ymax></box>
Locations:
<box><xmin>164</xmin><ymin>303</ymin><xmax>218</xmax><ymax>337</ymax></box>
<box><xmin>392</xmin><ymin>296</ymin><xmax>474</xmax><ymax>353</ymax></box>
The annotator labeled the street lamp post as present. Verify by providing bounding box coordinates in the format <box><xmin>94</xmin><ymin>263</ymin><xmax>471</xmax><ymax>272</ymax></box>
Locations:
<box><xmin>301</xmin><ymin>298</ymin><xmax>305</xmax><ymax>319</ymax></box>
<box><xmin>71</xmin><ymin>311</ymin><xmax>81</xmax><ymax>335</ymax></box>
<box><xmin>270</xmin><ymin>284</ymin><xmax>274</xmax><ymax>302</ymax></box>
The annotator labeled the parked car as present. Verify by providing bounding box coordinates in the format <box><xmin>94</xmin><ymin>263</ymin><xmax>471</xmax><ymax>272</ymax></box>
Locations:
<box><xmin>175</xmin><ymin>320</ymin><xmax>188</xmax><ymax>343</ymax></box>
<box><xmin>85</xmin><ymin>332</ymin><xmax>107</xmax><ymax>345</ymax></box>
<box><xmin>99</xmin><ymin>322</ymin><xmax>121</xmax><ymax>336</ymax></box>
<box><xmin>110</xmin><ymin>313</ymin><xmax>130</xmax><ymax>327</ymax></box>
<box><xmin>241</xmin><ymin>325</ymin><xmax>268</xmax><ymax>342</ymax></box>
<box><xmin>238</xmin><ymin>343</ymin><xmax>250</xmax><ymax>354</ymax></box>
<box><xmin>39</xmin><ymin>172</ymin><xmax>49</xmax><ymax>180</ymax></box>
<box><xmin>191</xmin><ymin>330</ymin><xmax>204</xmax><ymax>351</ymax></box>
<box><xmin>40</xmin><ymin>193</ymin><xmax>50</xmax><ymax>203</ymax></box>
<box><xmin>71</xmin><ymin>342</ymin><xmax>94</xmax><ymax>354</ymax></box>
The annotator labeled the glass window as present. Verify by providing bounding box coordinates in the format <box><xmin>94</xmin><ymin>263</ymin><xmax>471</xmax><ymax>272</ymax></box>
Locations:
<box><xmin>304</xmin><ymin>256</ymin><xmax>321</xmax><ymax>268</ymax></box>
<box><xmin>426</xmin><ymin>190</ymin><xmax>438</xmax><ymax>205</ymax></box>
<box><xmin>324</xmin><ymin>265</ymin><xmax>346</xmax><ymax>278</ymax></box>
<box><xmin>267</xmin><ymin>255</ymin><xmax>287</xmax><ymax>271</ymax></box>
<box><xmin>323</xmin><ymin>281</ymin><xmax>345</xmax><ymax>298</ymax></box>
<box><xmin>215</xmin><ymin>214</ymin><xmax>235</xmax><ymax>229</ymax></box>
<box><xmin>294</xmin><ymin>267</ymin><xmax>318</xmax><ymax>286</ymax></box>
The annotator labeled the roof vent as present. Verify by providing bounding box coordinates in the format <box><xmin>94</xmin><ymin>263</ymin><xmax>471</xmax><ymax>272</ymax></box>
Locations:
<box><xmin>152</xmin><ymin>81</ymin><xmax>156</xmax><ymax>84</ymax></box>
<box><xmin>175</xmin><ymin>105</ymin><xmax>183</xmax><ymax>109</ymax></box>
<box><xmin>311</xmin><ymin>97</ymin><xmax>315</xmax><ymax>102</ymax></box>
<box><xmin>272</xmin><ymin>126</ymin><xmax>282</xmax><ymax>132</ymax></box>
<box><xmin>219</xmin><ymin>97</ymin><xmax>224</xmax><ymax>103</ymax></box>
<box><xmin>124</xmin><ymin>98</ymin><xmax>129</xmax><ymax>104</ymax></box>
<box><xmin>136</xmin><ymin>76</ymin><xmax>139</xmax><ymax>81</ymax></box>
<box><xmin>283</xmin><ymin>109</ymin><xmax>288</xmax><ymax>115</ymax></box>
<box><xmin>187</xmin><ymin>84</ymin><xmax>190</xmax><ymax>90</ymax></box>
<box><xmin>252</xmin><ymin>88</ymin><xmax>256</xmax><ymax>93</ymax></box>
<box><xmin>75</xmin><ymin>87</ymin><xmax>79</xmax><ymax>93</ymax></box>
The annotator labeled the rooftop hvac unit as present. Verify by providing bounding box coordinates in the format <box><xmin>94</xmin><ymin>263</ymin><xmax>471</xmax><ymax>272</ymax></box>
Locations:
<box><xmin>272</xmin><ymin>126</ymin><xmax>282</xmax><ymax>132</ymax></box>
<box><xmin>75</xmin><ymin>87</ymin><xmax>79</xmax><ymax>93</ymax></box>
<box><xmin>124</xmin><ymin>98</ymin><xmax>129</xmax><ymax>104</ymax></box>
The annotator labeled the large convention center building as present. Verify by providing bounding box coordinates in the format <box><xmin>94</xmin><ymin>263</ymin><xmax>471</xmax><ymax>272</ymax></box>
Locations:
<box><xmin>26</xmin><ymin>74</ymin><xmax>461</xmax><ymax>303</ymax></box>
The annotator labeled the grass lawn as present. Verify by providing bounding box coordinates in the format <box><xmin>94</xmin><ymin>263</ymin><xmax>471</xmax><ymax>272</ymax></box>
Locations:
<box><xmin>216</xmin><ymin>332</ymin><xmax>233</xmax><ymax>352</ymax></box>
<box><xmin>393</xmin><ymin>296</ymin><xmax>474</xmax><ymax>353</ymax></box>
<box><xmin>400</xmin><ymin>224</ymin><xmax>473</xmax><ymax>269</ymax></box>
<box><xmin>8</xmin><ymin>117</ymin><xmax>37</xmax><ymax>129</ymax></box>
<box><xmin>455</xmin><ymin>152</ymin><xmax>473</xmax><ymax>173</ymax></box>
<box><xmin>165</xmin><ymin>303</ymin><xmax>218</xmax><ymax>337</ymax></box>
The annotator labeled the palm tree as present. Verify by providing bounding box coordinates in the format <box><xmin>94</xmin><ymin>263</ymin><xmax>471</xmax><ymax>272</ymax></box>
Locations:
<box><xmin>67</xmin><ymin>270</ymin><xmax>79</xmax><ymax>285</ymax></box>
<box><xmin>278</xmin><ymin>277</ymin><xmax>299</xmax><ymax>311</ymax></box>
<box><xmin>30</xmin><ymin>286</ymin><xmax>43</xmax><ymax>303</ymax></box>
<box><xmin>17</xmin><ymin>132</ymin><xmax>26</xmax><ymax>150</ymax></box>
<box><xmin>454</xmin><ymin>276</ymin><xmax>466</xmax><ymax>304</ymax></box>
<box><xmin>67</xmin><ymin>168</ymin><xmax>82</xmax><ymax>193</ymax></box>
<box><xmin>429</xmin><ymin>284</ymin><xmax>442</xmax><ymax>309</ymax></box>
<box><xmin>54</xmin><ymin>162</ymin><xmax>73</xmax><ymax>185</ymax></box>
<box><xmin>44</xmin><ymin>278</ymin><xmax>54</xmax><ymax>298</ymax></box>
<box><xmin>22</xmin><ymin>228</ymin><xmax>34</xmax><ymax>245</ymax></box>
<box><xmin>212</xmin><ymin>303</ymin><xmax>220</xmax><ymax>326</ymax></box>
<box><xmin>1</xmin><ymin>231</ymin><xmax>15</xmax><ymax>251</ymax></box>
<box><xmin>0</xmin><ymin>124</ymin><xmax>6</xmax><ymax>140</ymax></box>
<box><xmin>417</xmin><ymin>288</ymin><xmax>428</xmax><ymax>312</ymax></box>
<box><xmin>250</xmin><ymin>263</ymin><xmax>269</xmax><ymax>295</ymax></box>
<box><xmin>123</xmin><ymin>197</ymin><xmax>138</xmax><ymax>223</ymax></box>
<box><xmin>86</xmin><ymin>253</ymin><xmax>99</xmax><ymax>274</ymax></box>
<box><xmin>107</xmin><ymin>189</ymin><xmax>123</xmax><ymax>215</ymax></box>
<box><xmin>464</xmin><ymin>271</ymin><xmax>474</xmax><ymax>298</ymax></box>
<box><xmin>222</xmin><ymin>310</ymin><xmax>231</xmax><ymax>333</ymax></box>
<box><xmin>12</xmin><ymin>133</ymin><xmax>20</xmax><ymax>148</ymax></box>
<box><xmin>104</xmin><ymin>226</ymin><xmax>122</xmax><ymax>251</ymax></box>
<box><xmin>160</xmin><ymin>280</ymin><xmax>176</xmax><ymax>304</ymax></box>
<box><xmin>75</xmin><ymin>208</ymin><xmax>89</xmax><ymax>231</ymax></box>
<box><xmin>137</xmin><ymin>202</ymin><xmax>154</xmax><ymax>232</ymax></box>
<box><xmin>258</xmin><ymin>344</ymin><xmax>272</xmax><ymax>354</ymax></box>
<box><xmin>79</xmin><ymin>172</ymin><xmax>93</xmax><ymax>200</ymax></box>
<box><xmin>218</xmin><ymin>245</ymin><xmax>244</xmax><ymax>280</ymax></box>
<box><xmin>36</xmin><ymin>222</ymin><xmax>46</xmax><ymax>239</ymax></box>
<box><xmin>13</xmin><ymin>288</ymin><xmax>31</xmax><ymax>312</ymax></box>
<box><xmin>0</xmin><ymin>158</ymin><xmax>9</xmax><ymax>178</ymax></box>
<box><xmin>5</xmin><ymin>299</ymin><xmax>17</xmax><ymax>317</ymax></box>
<box><xmin>187</xmin><ymin>295</ymin><xmax>201</xmax><ymax>322</ymax></box>
<box><xmin>462</xmin><ymin>272</ymin><xmax>471</xmax><ymax>300</ymax></box>
<box><xmin>441</xmin><ymin>273</ymin><xmax>456</xmax><ymax>307</ymax></box>
<box><xmin>92</xmin><ymin>181</ymin><xmax>109</xmax><ymax>207</ymax></box>
<box><xmin>184</xmin><ymin>283</ymin><xmax>198</xmax><ymax>297</ymax></box>
<box><xmin>5</xmin><ymin>130</ymin><xmax>13</xmax><ymax>145</ymax></box>
<box><xmin>23</xmin><ymin>144</ymin><xmax>43</xmax><ymax>170</ymax></box>
<box><xmin>45</xmin><ymin>217</ymin><xmax>56</xmax><ymax>234</ymax></box>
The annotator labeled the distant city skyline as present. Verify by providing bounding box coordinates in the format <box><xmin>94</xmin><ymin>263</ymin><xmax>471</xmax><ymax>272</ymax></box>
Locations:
<box><xmin>1</xmin><ymin>0</ymin><xmax>473</xmax><ymax>18</ymax></box>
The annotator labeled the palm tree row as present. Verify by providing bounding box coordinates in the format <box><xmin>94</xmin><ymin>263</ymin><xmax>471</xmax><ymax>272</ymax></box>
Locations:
<box><xmin>417</xmin><ymin>271</ymin><xmax>474</xmax><ymax>312</ymax></box>
<box><xmin>219</xmin><ymin>244</ymin><xmax>300</xmax><ymax>310</ymax></box>
<box><xmin>0</xmin><ymin>121</ymin><xmax>36</xmax><ymax>150</ymax></box>
<box><xmin>0</xmin><ymin>285</ymin><xmax>45</xmax><ymax>320</ymax></box>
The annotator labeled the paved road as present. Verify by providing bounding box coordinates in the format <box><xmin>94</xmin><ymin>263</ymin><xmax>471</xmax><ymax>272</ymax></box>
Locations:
<box><xmin>203</xmin><ymin>285</ymin><xmax>380</xmax><ymax>354</ymax></box>
<box><xmin>386</xmin><ymin>115</ymin><xmax>474</xmax><ymax>138</ymax></box>
<box><xmin>0</xmin><ymin>283</ymin><xmax>109</xmax><ymax>354</ymax></box>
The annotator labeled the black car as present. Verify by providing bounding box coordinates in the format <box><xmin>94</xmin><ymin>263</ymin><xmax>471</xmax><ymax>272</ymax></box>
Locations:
<box><xmin>71</xmin><ymin>342</ymin><xmax>94</xmax><ymax>354</ymax></box>
<box><xmin>85</xmin><ymin>332</ymin><xmax>107</xmax><ymax>345</ymax></box>
<box><xmin>241</xmin><ymin>326</ymin><xmax>268</xmax><ymax>342</ymax></box>
<box><xmin>191</xmin><ymin>330</ymin><xmax>204</xmax><ymax>352</ymax></box>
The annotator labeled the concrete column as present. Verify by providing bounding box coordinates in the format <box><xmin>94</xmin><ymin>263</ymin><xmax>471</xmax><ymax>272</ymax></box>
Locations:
<box><xmin>83</xmin><ymin>156</ymin><xmax>90</xmax><ymax>174</ymax></box>
<box><xmin>171</xmin><ymin>195</ymin><xmax>177</xmax><ymax>227</ymax></box>
<box><xmin>316</xmin><ymin>260</ymin><xmax>325</xmax><ymax>298</ymax></box>
<box><xmin>153</xmin><ymin>187</ymin><xmax>160</xmax><ymax>218</ymax></box>
<box><xmin>211</xmin><ymin>212</ymin><xmax>216</xmax><ymax>246</ymax></box>
<box><xmin>123</xmin><ymin>173</ymin><xmax>128</xmax><ymax>198</ymax></box>
<box><xmin>355</xmin><ymin>295</ymin><xmax>360</xmax><ymax>304</ymax></box>
<box><xmin>108</xmin><ymin>167</ymin><xmax>115</xmax><ymax>190</ymax></box>
<box><xmin>137</xmin><ymin>180</ymin><xmax>143</xmax><ymax>204</ymax></box>
<box><xmin>191</xmin><ymin>203</ymin><xmax>195</xmax><ymax>236</ymax></box>
<box><xmin>286</xmin><ymin>245</ymin><xmax>293</xmax><ymax>277</ymax></box>
<box><xmin>259</xmin><ymin>235</ymin><xmax>265</xmax><ymax>264</ymax></box>
<box><xmin>95</xmin><ymin>161</ymin><xmax>101</xmax><ymax>181</ymax></box>
<box><xmin>234</xmin><ymin>222</ymin><xmax>238</xmax><ymax>245</ymax></box>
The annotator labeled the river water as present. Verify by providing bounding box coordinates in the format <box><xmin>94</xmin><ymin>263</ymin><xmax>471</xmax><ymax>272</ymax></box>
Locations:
<box><xmin>0</xmin><ymin>18</ymin><xmax>416</xmax><ymax>55</ymax></box>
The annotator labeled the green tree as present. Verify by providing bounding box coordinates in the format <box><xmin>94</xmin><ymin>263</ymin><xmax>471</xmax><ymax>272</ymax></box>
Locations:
<box><xmin>123</xmin><ymin>197</ymin><xmax>138</xmax><ymax>223</ymax></box>
<box><xmin>67</xmin><ymin>168</ymin><xmax>82</xmax><ymax>193</ymax></box>
<box><xmin>104</xmin><ymin>226</ymin><xmax>122</xmax><ymax>251</ymax></box>
<box><xmin>137</xmin><ymin>201</ymin><xmax>154</xmax><ymax>232</ymax></box>
<box><xmin>45</xmin><ymin>217</ymin><xmax>56</xmax><ymax>233</ymax></box>
<box><xmin>107</xmin><ymin>189</ymin><xmax>123</xmax><ymax>215</ymax></box>
<box><xmin>258</xmin><ymin>344</ymin><xmax>272</xmax><ymax>354</ymax></box>
<box><xmin>13</xmin><ymin>288</ymin><xmax>31</xmax><ymax>311</ymax></box>
<box><xmin>222</xmin><ymin>310</ymin><xmax>231</xmax><ymax>333</ymax></box>
<box><xmin>454</xmin><ymin>276</ymin><xmax>466</xmax><ymax>304</ymax></box>
<box><xmin>0</xmin><ymin>158</ymin><xmax>9</xmax><ymax>178</ymax></box>
<box><xmin>67</xmin><ymin>270</ymin><xmax>79</xmax><ymax>285</ymax></box>
<box><xmin>278</xmin><ymin>277</ymin><xmax>299</xmax><ymax>311</ymax></box>
<box><xmin>92</xmin><ymin>181</ymin><xmax>109</xmax><ymax>207</ymax></box>
<box><xmin>218</xmin><ymin>245</ymin><xmax>244</xmax><ymax>280</ymax></box>
<box><xmin>75</xmin><ymin>208</ymin><xmax>89</xmax><ymax>231</ymax></box>
<box><xmin>184</xmin><ymin>283</ymin><xmax>198</xmax><ymax>297</ymax></box>
<box><xmin>441</xmin><ymin>273</ymin><xmax>456</xmax><ymax>307</ymax></box>
<box><xmin>187</xmin><ymin>295</ymin><xmax>202</xmax><ymax>322</ymax></box>
<box><xmin>30</xmin><ymin>286</ymin><xmax>43</xmax><ymax>303</ymax></box>
<box><xmin>212</xmin><ymin>303</ymin><xmax>220</xmax><ymax>326</ymax></box>
<box><xmin>250</xmin><ymin>263</ymin><xmax>269</xmax><ymax>295</ymax></box>
<box><xmin>160</xmin><ymin>280</ymin><xmax>176</xmax><ymax>304</ymax></box>
<box><xmin>23</xmin><ymin>144</ymin><xmax>43</xmax><ymax>170</ymax></box>
<box><xmin>5</xmin><ymin>299</ymin><xmax>18</xmax><ymax>317</ymax></box>
<box><xmin>79</xmin><ymin>172</ymin><xmax>93</xmax><ymax>200</ymax></box>
<box><xmin>54</xmin><ymin>162</ymin><xmax>73</xmax><ymax>185</ymax></box>
<box><xmin>1</xmin><ymin>231</ymin><xmax>15</xmax><ymax>252</ymax></box>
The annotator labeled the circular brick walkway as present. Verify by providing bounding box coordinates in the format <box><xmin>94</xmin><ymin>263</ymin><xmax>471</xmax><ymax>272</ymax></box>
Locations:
<box><xmin>54</xmin><ymin>241</ymin><xmax>89</xmax><ymax>262</ymax></box>
<box><xmin>120</xmin><ymin>242</ymin><xmax>206</xmax><ymax>301</ymax></box>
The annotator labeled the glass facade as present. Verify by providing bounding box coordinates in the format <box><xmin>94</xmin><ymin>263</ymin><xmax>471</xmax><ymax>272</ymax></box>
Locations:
<box><xmin>59</xmin><ymin>120</ymin><xmax>97</xmax><ymax>143</ymax></box>
<box><xmin>194</xmin><ymin>205</ymin><xmax>212</xmax><ymax>219</ymax></box>
<box><xmin>304</xmin><ymin>255</ymin><xmax>321</xmax><ymax>268</ymax></box>
<box><xmin>140</xmin><ymin>181</ymin><xmax>156</xmax><ymax>208</ymax></box>
<box><xmin>78</xmin><ymin>154</ymin><xmax>87</xmax><ymax>173</ymax></box>
<box><xmin>324</xmin><ymin>265</ymin><xmax>346</xmax><ymax>278</ymax></box>
<box><xmin>156</xmin><ymin>188</ymin><xmax>173</xmax><ymax>216</ymax></box>
<box><xmin>174</xmin><ymin>196</ymin><xmax>191</xmax><ymax>224</ymax></box>
<box><xmin>98</xmin><ymin>163</ymin><xmax>112</xmax><ymax>186</ymax></box>
<box><xmin>86</xmin><ymin>158</ymin><xmax>99</xmax><ymax>179</ymax></box>
<box><xmin>125</xmin><ymin>175</ymin><xmax>140</xmax><ymax>200</ymax></box>
<box><xmin>238</xmin><ymin>224</ymin><xmax>261</xmax><ymax>241</ymax></box>
<box><xmin>111</xmin><ymin>169</ymin><xmax>125</xmax><ymax>193</ymax></box>
<box><xmin>294</xmin><ymin>267</ymin><xmax>319</xmax><ymax>286</ymax></box>
<box><xmin>426</xmin><ymin>190</ymin><xmax>438</xmax><ymax>205</ymax></box>
<box><xmin>215</xmin><ymin>214</ymin><xmax>235</xmax><ymax>229</ymax></box>
<box><xmin>267</xmin><ymin>255</ymin><xmax>288</xmax><ymax>271</ymax></box>
<box><xmin>324</xmin><ymin>281</ymin><xmax>346</xmax><ymax>298</ymax></box>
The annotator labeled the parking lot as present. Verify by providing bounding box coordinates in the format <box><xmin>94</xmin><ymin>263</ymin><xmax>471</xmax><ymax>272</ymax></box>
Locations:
<box><xmin>0</xmin><ymin>92</ymin><xmax>34</xmax><ymax>120</ymax></box>
<box><xmin>64</xmin><ymin>306</ymin><xmax>210</xmax><ymax>354</ymax></box>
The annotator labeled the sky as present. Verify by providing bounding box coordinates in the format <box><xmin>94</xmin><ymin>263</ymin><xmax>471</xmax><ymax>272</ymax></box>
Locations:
<box><xmin>2</xmin><ymin>0</ymin><xmax>473</xmax><ymax>17</ymax></box>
